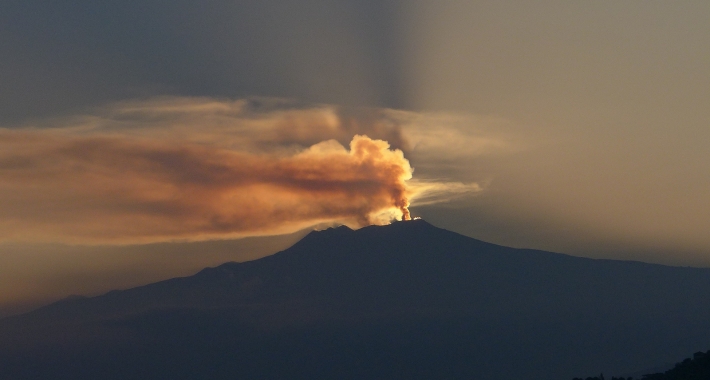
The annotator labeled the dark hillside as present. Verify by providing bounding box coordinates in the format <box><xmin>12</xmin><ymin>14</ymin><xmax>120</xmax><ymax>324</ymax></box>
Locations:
<box><xmin>2</xmin><ymin>220</ymin><xmax>710</xmax><ymax>380</ymax></box>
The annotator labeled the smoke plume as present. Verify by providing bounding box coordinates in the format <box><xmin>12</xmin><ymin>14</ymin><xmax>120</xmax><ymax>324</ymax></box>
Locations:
<box><xmin>1</xmin><ymin>129</ymin><xmax>415</xmax><ymax>243</ymax></box>
<box><xmin>0</xmin><ymin>97</ymin><xmax>491</xmax><ymax>244</ymax></box>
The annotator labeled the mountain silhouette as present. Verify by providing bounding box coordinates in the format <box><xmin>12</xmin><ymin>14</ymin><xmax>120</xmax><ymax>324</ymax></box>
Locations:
<box><xmin>2</xmin><ymin>220</ymin><xmax>710</xmax><ymax>380</ymax></box>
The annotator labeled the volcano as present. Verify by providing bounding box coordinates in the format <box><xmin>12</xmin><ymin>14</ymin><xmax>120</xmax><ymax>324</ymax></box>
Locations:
<box><xmin>2</xmin><ymin>219</ymin><xmax>710</xmax><ymax>379</ymax></box>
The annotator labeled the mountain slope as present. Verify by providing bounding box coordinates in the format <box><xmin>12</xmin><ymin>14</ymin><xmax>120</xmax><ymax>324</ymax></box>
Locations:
<box><xmin>2</xmin><ymin>220</ymin><xmax>710</xmax><ymax>380</ymax></box>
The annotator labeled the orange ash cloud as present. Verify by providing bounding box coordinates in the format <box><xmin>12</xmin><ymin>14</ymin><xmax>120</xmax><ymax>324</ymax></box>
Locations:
<box><xmin>0</xmin><ymin>129</ymin><xmax>412</xmax><ymax>244</ymax></box>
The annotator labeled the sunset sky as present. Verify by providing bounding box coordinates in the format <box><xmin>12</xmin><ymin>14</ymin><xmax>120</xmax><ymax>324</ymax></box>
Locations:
<box><xmin>2</xmin><ymin>0</ymin><xmax>709</xmax><ymax>316</ymax></box>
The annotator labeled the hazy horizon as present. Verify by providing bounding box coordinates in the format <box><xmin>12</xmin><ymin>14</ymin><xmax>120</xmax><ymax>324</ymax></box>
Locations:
<box><xmin>2</xmin><ymin>1</ymin><xmax>709</xmax><ymax>316</ymax></box>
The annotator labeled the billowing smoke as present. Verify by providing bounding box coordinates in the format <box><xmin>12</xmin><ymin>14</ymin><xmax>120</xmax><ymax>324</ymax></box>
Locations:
<box><xmin>1</xmin><ymin>130</ymin><xmax>413</xmax><ymax>243</ymax></box>
<box><xmin>0</xmin><ymin>97</ymin><xmax>489</xmax><ymax>244</ymax></box>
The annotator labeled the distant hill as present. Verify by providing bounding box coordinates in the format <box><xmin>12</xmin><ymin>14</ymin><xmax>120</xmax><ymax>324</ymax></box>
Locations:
<box><xmin>2</xmin><ymin>220</ymin><xmax>710</xmax><ymax>380</ymax></box>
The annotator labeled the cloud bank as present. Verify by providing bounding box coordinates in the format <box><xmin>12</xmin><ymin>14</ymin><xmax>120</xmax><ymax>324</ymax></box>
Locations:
<box><xmin>0</xmin><ymin>97</ymin><xmax>490</xmax><ymax>244</ymax></box>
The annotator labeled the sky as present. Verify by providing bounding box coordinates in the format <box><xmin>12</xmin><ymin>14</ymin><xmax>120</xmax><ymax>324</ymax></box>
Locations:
<box><xmin>1</xmin><ymin>0</ymin><xmax>710</xmax><ymax>316</ymax></box>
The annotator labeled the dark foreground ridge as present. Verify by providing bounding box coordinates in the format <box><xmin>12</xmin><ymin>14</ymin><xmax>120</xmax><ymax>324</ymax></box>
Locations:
<box><xmin>2</xmin><ymin>219</ymin><xmax>710</xmax><ymax>380</ymax></box>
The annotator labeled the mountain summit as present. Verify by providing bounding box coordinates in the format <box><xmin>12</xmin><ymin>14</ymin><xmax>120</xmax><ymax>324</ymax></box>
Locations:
<box><xmin>2</xmin><ymin>220</ymin><xmax>710</xmax><ymax>380</ymax></box>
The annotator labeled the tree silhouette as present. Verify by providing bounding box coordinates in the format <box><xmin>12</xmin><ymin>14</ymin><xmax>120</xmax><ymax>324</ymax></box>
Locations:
<box><xmin>573</xmin><ymin>349</ymin><xmax>710</xmax><ymax>380</ymax></box>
